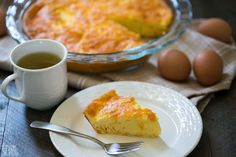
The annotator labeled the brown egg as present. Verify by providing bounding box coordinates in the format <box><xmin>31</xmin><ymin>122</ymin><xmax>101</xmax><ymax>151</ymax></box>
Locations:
<box><xmin>0</xmin><ymin>8</ymin><xmax>6</xmax><ymax>36</ymax></box>
<box><xmin>193</xmin><ymin>49</ymin><xmax>223</xmax><ymax>86</ymax></box>
<box><xmin>197</xmin><ymin>18</ymin><xmax>232</xmax><ymax>43</ymax></box>
<box><xmin>157</xmin><ymin>49</ymin><xmax>191</xmax><ymax>82</ymax></box>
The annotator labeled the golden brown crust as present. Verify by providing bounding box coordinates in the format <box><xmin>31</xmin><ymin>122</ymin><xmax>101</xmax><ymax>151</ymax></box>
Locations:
<box><xmin>83</xmin><ymin>90</ymin><xmax>157</xmax><ymax>122</ymax></box>
<box><xmin>83</xmin><ymin>90</ymin><xmax>118</xmax><ymax>117</ymax></box>
<box><xmin>77</xmin><ymin>20</ymin><xmax>143</xmax><ymax>54</ymax></box>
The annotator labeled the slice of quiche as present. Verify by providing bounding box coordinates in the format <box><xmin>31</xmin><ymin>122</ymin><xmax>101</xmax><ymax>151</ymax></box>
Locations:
<box><xmin>83</xmin><ymin>90</ymin><xmax>161</xmax><ymax>138</ymax></box>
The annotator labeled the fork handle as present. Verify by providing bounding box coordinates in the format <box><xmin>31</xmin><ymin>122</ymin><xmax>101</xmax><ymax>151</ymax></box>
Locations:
<box><xmin>30</xmin><ymin>121</ymin><xmax>104</xmax><ymax>147</ymax></box>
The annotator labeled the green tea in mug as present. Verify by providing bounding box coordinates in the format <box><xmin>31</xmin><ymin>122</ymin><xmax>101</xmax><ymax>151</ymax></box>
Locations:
<box><xmin>16</xmin><ymin>52</ymin><xmax>61</xmax><ymax>69</ymax></box>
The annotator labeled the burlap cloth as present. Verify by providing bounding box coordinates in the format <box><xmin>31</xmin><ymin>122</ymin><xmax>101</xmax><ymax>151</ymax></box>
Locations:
<box><xmin>0</xmin><ymin>20</ymin><xmax>236</xmax><ymax>112</ymax></box>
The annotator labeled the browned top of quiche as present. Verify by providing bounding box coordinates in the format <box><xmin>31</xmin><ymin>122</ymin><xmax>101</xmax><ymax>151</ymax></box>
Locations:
<box><xmin>23</xmin><ymin>0</ymin><xmax>173</xmax><ymax>54</ymax></box>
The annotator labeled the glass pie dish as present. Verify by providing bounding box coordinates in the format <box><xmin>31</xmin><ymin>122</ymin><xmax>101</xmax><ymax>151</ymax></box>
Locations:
<box><xmin>6</xmin><ymin>0</ymin><xmax>192</xmax><ymax>73</ymax></box>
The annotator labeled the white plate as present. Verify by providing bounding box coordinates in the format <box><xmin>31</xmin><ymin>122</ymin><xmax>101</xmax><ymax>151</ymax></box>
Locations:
<box><xmin>50</xmin><ymin>81</ymin><xmax>203</xmax><ymax>157</ymax></box>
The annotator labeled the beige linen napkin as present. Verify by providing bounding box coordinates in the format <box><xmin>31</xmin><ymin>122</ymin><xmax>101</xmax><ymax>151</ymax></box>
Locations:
<box><xmin>1</xmin><ymin>20</ymin><xmax>236</xmax><ymax>112</ymax></box>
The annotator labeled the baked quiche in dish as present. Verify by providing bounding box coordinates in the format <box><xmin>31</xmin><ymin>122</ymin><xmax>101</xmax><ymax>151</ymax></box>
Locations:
<box><xmin>23</xmin><ymin>0</ymin><xmax>173</xmax><ymax>54</ymax></box>
<box><xmin>83</xmin><ymin>90</ymin><xmax>161</xmax><ymax>138</ymax></box>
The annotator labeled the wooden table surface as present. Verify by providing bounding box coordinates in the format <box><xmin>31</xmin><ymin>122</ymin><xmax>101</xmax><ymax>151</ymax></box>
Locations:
<box><xmin>0</xmin><ymin>0</ymin><xmax>236</xmax><ymax>156</ymax></box>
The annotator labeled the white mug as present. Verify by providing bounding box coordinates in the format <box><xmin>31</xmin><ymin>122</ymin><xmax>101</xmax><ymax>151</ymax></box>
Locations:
<box><xmin>1</xmin><ymin>39</ymin><xmax>68</xmax><ymax>110</ymax></box>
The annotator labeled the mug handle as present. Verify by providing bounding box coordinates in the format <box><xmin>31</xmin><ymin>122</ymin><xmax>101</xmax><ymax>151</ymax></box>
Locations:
<box><xmin>1</xmin><ymin>74</ymin><xmax>24</xmax><ymax>102</ymax></box>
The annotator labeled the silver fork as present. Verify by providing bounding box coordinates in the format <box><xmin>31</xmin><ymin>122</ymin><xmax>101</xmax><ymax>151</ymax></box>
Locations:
<box><xmin>30</xmin><ymin>121</ymin><xmax>143</xmax><ymax>155</ymax></box>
